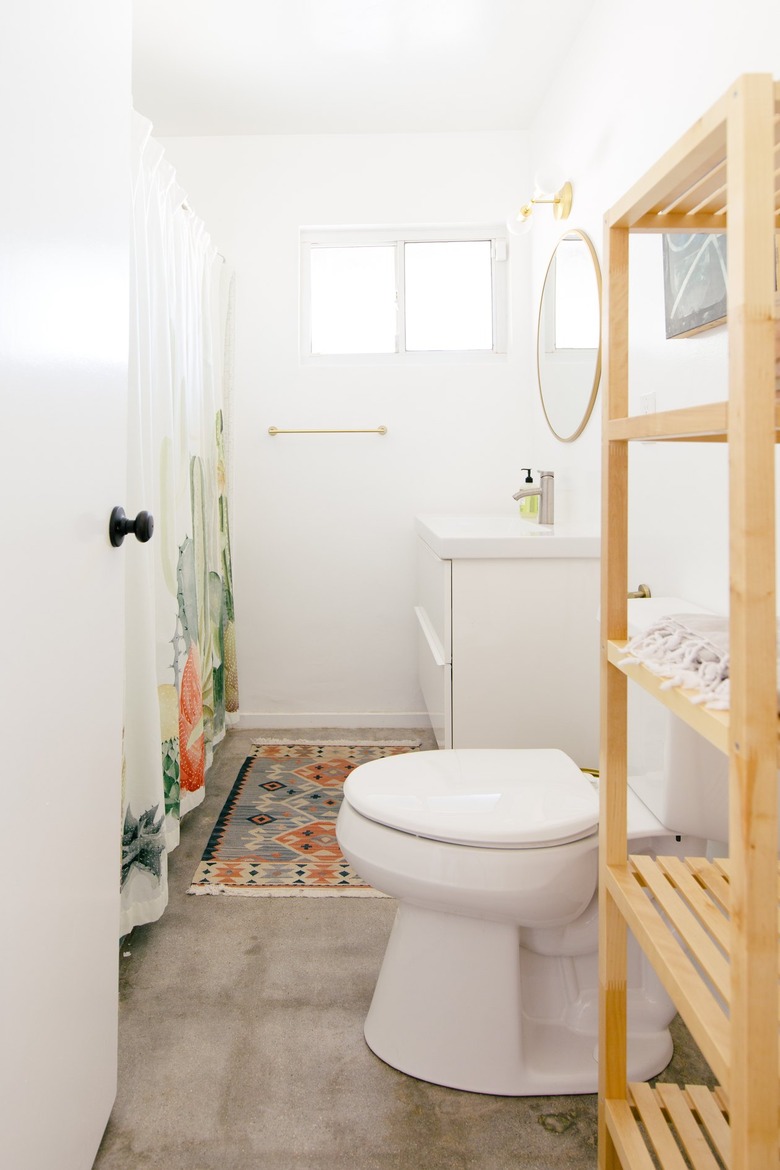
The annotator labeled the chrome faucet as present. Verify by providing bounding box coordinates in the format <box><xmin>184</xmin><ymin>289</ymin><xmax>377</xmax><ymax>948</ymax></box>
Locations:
<box><xmin>513</xmin><ymin>470</ymin><xmax>554</xmax><ymax>525</ymax></box>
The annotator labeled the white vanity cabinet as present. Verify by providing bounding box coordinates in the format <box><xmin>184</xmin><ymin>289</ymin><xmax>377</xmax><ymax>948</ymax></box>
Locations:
<box><xmin>415</xmin><ymin>515</ymin><xmax>600</xmax><ymax>768</ymax></box>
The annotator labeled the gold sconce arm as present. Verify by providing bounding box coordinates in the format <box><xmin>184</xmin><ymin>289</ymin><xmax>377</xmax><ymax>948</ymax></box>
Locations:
<box><xmin>519</xmin><ymin>181</ymin><xmax>573</xmax><ymax>222</ymax></box>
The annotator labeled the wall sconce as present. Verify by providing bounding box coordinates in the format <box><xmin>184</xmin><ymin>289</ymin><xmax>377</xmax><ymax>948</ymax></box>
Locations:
<box><xmin>507</xmin><ymin>179</ymin><xmax>573</xmax><ymax>235</ymax></box>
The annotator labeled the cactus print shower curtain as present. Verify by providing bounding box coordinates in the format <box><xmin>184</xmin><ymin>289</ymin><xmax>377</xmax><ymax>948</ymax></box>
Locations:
<box><xmin>122</xmin><ymin>114</ymin><xmax>238</xmax><ymax>934</ymax></box>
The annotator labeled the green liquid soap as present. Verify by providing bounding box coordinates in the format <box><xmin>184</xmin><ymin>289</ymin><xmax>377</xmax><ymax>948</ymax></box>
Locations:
<box><xmin>518</xmin><ymin>467</ymin><xmax>538</xmax><ymax>517</ymax></box>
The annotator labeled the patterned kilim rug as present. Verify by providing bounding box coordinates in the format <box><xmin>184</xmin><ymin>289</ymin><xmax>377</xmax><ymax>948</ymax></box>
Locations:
<box><xmin>188</xmin><ymin>739</ymin><xmax>421</xmax><ymax>896</ymax></box>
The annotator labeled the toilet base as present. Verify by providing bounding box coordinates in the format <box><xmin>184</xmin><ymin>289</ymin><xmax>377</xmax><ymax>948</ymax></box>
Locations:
<box><xmin>364</xmin><ymin>902</ymin><xmax>673</xmax><ymax>1096</ymax></box>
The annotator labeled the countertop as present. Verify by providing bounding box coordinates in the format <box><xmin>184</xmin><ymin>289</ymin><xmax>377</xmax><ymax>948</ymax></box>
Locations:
<box><xmin>415</xmin><ymin>514</ymin><xmax>601</xmax><ymax>559</ymax></box>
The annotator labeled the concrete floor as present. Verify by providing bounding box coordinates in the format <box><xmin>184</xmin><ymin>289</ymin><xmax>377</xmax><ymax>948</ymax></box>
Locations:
<box><xmin>93</xmin><ymin>727</ymin><xmax>714</xmax><ymax>1170</ymax></box>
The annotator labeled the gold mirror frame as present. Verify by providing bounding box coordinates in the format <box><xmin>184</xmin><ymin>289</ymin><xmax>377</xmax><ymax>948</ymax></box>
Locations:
<box><xmin>536</xmin><ymin>229</ymin><xmax>603</xmax><ymax>443</ymax></box>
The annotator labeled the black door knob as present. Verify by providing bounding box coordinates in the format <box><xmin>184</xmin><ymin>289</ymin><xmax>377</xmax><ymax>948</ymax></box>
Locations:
<box><xmin>109</xmin><ymin>506</ymin><xmax>154</xmax><ymax>547</ymax></box>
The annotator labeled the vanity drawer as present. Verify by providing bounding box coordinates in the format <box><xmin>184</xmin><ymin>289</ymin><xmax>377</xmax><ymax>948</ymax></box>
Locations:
<box><xmin>416</xmin><ymin>539</ymin><xmax>452</xmax><ymax>662</ymax></box>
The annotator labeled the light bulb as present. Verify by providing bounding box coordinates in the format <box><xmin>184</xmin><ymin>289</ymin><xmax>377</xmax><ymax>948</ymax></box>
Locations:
<box><xmin>506</xmin><ymin>208</ymin><xmax>533</xmax><ymax>236</ymax></box>
<box><xmin>533</xmin><ymin>165</ymin><xmax>566</xmax><ymax>196</ymax></box>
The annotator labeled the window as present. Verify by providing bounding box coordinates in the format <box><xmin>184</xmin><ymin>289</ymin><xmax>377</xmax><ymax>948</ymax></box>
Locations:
<box><xmin>300</xmin><ymin>227</ymin><xmax>508</xmax><ymax>362</ymax></box>
<box><xmin>309</xmin><ymin>245</ymin><xmax>397</xmax><ymax>354</ymax></box>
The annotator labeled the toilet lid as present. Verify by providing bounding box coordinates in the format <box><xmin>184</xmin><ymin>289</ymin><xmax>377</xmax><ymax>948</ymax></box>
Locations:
<box><xmin>343</xmin><ymin>748</ymin><xmax>599</xmax><ymax>848</ymax></box>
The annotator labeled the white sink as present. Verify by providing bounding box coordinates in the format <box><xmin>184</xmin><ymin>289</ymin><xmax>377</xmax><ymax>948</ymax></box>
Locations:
<box><xmin>415</xmin><ymin>514</ymin><xmax>600</xmax><ymax>558</ymax></box>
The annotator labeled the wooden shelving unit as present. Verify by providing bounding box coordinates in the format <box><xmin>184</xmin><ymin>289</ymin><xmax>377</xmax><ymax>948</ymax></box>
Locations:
<box><xmin>599</xmin><ymin>75</ymin><xmax>780</xmax><ymax>1170</ymax></box>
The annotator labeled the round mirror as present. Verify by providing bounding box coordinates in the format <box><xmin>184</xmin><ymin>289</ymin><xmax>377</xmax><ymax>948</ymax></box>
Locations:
<box><xmin>536</xmin><ymin>229</ymin><xmax>602</xmax><ymax>442</ymax></box>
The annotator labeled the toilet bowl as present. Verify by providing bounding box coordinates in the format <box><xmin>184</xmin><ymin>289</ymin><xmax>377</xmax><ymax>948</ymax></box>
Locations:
<box><xmin>335</xmin><ymin>597</ymin><xmax>718</xmax><ymax>1097</ymax></box>
<box><xmin>337</xmin><ymin>746</ymin><xmax>689</xmax><ymax>1095</ymax></box>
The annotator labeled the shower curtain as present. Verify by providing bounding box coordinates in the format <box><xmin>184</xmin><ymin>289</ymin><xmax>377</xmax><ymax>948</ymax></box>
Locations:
<box><xmin>121</xmin><ymin>113</ymin><xmax>238</xmax><ymax>935</ymax></box>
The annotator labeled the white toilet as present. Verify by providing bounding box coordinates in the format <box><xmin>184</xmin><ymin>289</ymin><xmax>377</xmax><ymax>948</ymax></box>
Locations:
<box><xmin>335</xmin><ymin>598</ymin><xmax>728</xmax><ymax>1096</ymax></box>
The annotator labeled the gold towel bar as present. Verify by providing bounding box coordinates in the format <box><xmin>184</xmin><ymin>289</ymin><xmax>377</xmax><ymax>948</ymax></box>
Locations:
<box><xmin>627</xmin><ymin>584</ymin><xmax>652</xmax><ymax>599</ymax></box>
<box><xmin>268</xmin><ymin>425</ymin><xmax>388</xmax><ymax>436</ymax></box>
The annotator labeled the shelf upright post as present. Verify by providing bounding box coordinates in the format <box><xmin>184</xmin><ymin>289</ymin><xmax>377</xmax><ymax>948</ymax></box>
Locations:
<box><xmin>724</xmin><ymin>73</ymin><xmax>778</xmax><ymax>1170</ymax></box>
<box><xmin>598</xmin><ymin>217</ymin><xmax>631</xmax><ymax>1170</ymax></box>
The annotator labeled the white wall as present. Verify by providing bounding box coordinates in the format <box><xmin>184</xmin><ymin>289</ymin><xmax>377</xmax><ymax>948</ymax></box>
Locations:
<box><xmin>158</xmin><ymin>132</ymin><xmax>531</xmax><ymax>725</ymax></box>
<box><xmin>527</xmin><ymin>0</ymin><xmax>780</xmax><ymax>611</ymax></box>
<box><xmin>161</xmin><ymin>0</ymin><xmax>780</xmax><ymax>726</ymax></box>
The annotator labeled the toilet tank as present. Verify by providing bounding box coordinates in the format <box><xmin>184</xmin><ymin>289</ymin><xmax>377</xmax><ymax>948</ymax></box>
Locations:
<box><xmin>625</xmin><ymin>598</ymin><xmax>731</xmax><ymax>843</ymax></box>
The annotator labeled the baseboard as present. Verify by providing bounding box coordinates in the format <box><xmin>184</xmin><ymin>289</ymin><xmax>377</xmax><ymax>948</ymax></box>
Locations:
<box><xmin>235</xmin><ymin>711</ymin><xmax>433</xmax><ymax>731</ymax></box>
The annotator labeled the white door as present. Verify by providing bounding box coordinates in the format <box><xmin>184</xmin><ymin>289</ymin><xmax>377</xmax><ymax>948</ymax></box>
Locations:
<box><xmin>0</xmin><ymin>3</ymin><xmax>131</xmax><ymax>1167</ymax></box>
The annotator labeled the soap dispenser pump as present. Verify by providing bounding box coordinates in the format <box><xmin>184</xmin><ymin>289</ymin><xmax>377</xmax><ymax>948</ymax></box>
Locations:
<box><xmin>518</xmin><ymin>469</ymin><xmax>539</xmax><ymax>518</ymax></box>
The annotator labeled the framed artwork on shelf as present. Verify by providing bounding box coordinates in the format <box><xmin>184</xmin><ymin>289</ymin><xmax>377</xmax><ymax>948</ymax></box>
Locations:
<box><xmin>662</xmin><ymin>233</ymin><xmax>727</xmax><ymax>339</ymax></box>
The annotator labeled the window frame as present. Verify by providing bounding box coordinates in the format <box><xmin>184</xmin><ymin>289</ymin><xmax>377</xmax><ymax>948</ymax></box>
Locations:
<box><xmin>300</xmin><ymin>225</ymin><xmax>508</xmax><ymax>365</ymax></box>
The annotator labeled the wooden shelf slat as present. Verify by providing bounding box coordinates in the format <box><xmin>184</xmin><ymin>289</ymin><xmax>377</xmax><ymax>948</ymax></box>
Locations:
<box><xmin>605</xmin><ymin>91</ymin><xmax>729</xmax><ymax>228</ymax></box>
<box><xmin>607</xmin><ymin>640</ymin><xmax>780</xmax><ymax>763</ymax></box>
<box><xmin>656</xmin><ymin>1084</ymin><xmax>724</xmax><ymax>1170</ymax></box>
<box><xmin>607</xmin><ymin>399</ymin><xmax>780</xmax><ymax>443</ymax></box>
<box><xmin>649</xmin><ymin>858</ymin><xmax>780</xmax><ymax>1018</ymax></box>
<box><xmin>606</xmin><ymin>1087</ymin><xmax>730</xmax><ymax>1170</ymax></box>
<box><xmin>665</xmin><ymin>158</ymin><xmax>727</xmax><ymax>216</ymax></box>
<box><xmin>606</xmin><ymin>640</ymin><xmax>731</xmax><ymax>756</ymax></box>
<box><xmin>686</xmin><ymin>1085</ymin><xmax>732</xmax><ymax>1166</ymax></box>
<box><xmin>605</xmin><ymin>861</ymin><xmax>731</xmax><ymax>1087</ymax></box>
<box><xmin>680</xmin><ymin>860</ymin><xmax>780</xmax><ymax>981</ymax></box>
<box><xmin>632</xmin><ymin>856</ymin><xmax>731</xmax><ymax>1005</ymax></box>
<box><xmin>657</xmin><ymin>857</ymin><xmax>731</xmax><ymax>953</ymax></box>
<box><xmin>607</xmin><ymin>855</ymin><xmax>780</xmax><ymax>1090</ymax></box>
<box><xmin>688</xmin><ymin>857</ymin><xmax>733</xmax><ymax>914</ymax></box>
<box><xmin>606</xmin><ymin>80</ymin><xmax>780</xmax><ymax>228</ymax></box>
<box><xmin>630</xmin><ymin>1082</ymin><xmax>691</xmax><ymax>1170</ymax></box>
<box><xmin>605</xmin><ymin>1098</ymin><xmax>659</xmax><ymax>1170</ymax></box>
<box><xmin>607</xmin><ymin>403</ymin><xmax>728</xmax><ymax>442</ymax></box>
<box><xmin>630</xmin><ymin>213</ymin><xmax>728</xmax><ymax>233</ymax></box>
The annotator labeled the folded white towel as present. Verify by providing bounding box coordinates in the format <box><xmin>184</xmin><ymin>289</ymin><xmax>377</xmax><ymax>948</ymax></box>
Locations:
<box><xmin>619</xmin><ymin>614</ymin><xmax>736</xmax><ymax>710</ymax></box>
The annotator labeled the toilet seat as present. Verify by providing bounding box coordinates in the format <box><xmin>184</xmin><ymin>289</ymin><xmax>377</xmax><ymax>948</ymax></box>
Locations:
<box><xmin>343</xmin><ymin>748</ymin><xmax>599</xmax><ymax>849</ymax></box>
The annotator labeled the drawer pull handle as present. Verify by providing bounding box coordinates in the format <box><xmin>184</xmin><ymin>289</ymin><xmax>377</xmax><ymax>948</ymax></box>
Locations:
<box><xmin>414</xmin><ymin>606</ymin><xmax>447</xmax><ymax>667</ymax></box>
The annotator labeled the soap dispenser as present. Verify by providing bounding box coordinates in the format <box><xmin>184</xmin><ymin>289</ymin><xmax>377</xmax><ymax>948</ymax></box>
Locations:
<box><xmin>517</xmin><ymin>469</ymin><xmax>539</xmax><ymax>518</ymax></box>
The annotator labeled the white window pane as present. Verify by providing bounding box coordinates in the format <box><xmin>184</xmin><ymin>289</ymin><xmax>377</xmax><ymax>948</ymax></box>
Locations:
<box><xmin>310</xmin><ymin>245</ymin><xmax>396</xmax><ymax>354</ymax></box>
<box><xmin>554</xmin><ymin>238</ymin><xmax>599</xmax><ymax>349</ymax></box>
<box><xmin>404</xmin><ymin>241</ymin><xmax>493</xmax><ymax>351</ymax></box>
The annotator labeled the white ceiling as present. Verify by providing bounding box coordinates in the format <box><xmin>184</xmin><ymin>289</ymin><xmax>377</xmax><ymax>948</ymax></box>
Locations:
<box><xmin>132</xmin><ymin>0</ymin><xmax>598</xmax><ymax>136</ymax></box>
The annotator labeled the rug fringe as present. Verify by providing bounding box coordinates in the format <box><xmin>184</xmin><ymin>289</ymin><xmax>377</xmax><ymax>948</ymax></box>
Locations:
<box><xmin>188</xmin><ymin>883</ymin><xmax>389</xmax><ymax>898</ymax></box>
<box><xmin>251</xmin><ymin>737</ymin><xmax>422</xmax><ymax>747</ymax></box>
